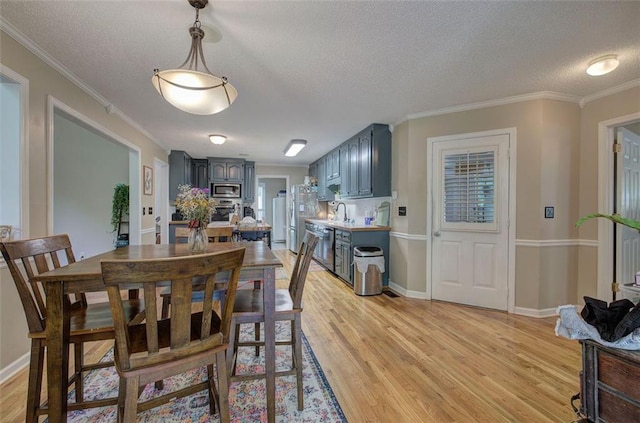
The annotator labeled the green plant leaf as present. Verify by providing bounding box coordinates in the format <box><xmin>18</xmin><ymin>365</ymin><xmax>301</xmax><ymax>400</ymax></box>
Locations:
<box><xmin>576</xmin><ymin>213</ymin><xmax>640</xmax><ymax>232</ymax></box>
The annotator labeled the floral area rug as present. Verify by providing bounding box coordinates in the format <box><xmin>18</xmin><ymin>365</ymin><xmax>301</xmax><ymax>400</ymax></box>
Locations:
<box><xmin>54</xmin><ymin>322</ymin><xmax>347</xmax><ymax>422</ymax></box>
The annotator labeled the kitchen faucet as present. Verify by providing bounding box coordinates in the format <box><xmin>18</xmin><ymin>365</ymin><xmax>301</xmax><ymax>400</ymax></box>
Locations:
<box><xmin>335</xmin><ymin>202</ymin><xmax>348</xmax><ymax>222</ymax></box>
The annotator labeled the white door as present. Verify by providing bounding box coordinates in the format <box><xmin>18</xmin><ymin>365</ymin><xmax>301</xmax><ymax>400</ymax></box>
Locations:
<box><xmin>431</xmin><ymin>133</ymin><xmax>510</xmax><ymax>310</ymax></box>
<box><xmin>616</xmin><ymin>127</ymin><xmax>640</xmax><ymax>286</ymax></box>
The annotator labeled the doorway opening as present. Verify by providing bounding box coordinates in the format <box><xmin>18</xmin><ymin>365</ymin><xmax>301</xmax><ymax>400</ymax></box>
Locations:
<box><xmin>256</xmin><ymin>175</ymin><xmax>289</xmax><ymax>249</ymax></box>
<box><xmin>597</xmin><ymin>114</ymin><xmax>640</xmax><ymax>301</ymax></box>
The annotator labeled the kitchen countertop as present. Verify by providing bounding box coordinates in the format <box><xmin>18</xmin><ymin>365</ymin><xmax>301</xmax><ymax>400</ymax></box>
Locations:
<box><xmin>305</xmin><ymin>218</ymin><xmax>391</xmax><ymax>232</ymax></box>
<box><xmin>169</xmin><ymin>221</ymin><xmax>272</xmax><ymax>231</ymax></box>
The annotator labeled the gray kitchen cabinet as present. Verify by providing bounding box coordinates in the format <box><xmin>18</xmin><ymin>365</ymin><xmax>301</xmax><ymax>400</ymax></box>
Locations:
<box><xmin>346</xmin><ymin>136</ymin><xmax>359</xmax><ymax>197</ymax></box>
<box><xmin>208</xmin><ymin>158</ymin><xmax>244</xmax><ymax>182</ymax></box>
<box><xmin>340</xmin><ymin>124</ymin><xmax>391</xmax><ymax>199</ymax></box>
<box><xmin>243</xmin><ymin>161</ymin><xmax>255</xmax><ymax>203</ymax></box>
<box><xmin>333</xmin><ymin>228</ymin><xmax>389</xmax><ymax>287</ymax></box>
<box><xmin>191</xmin><ymin>159</ymin><xmax>209</xmax><ymax>189</ymax></box>
<box><xmin>316</xmin><ymin>156</ymin><xmax>329</xmax><ymax>201</ymax></box>
<box><xmin>327</xmin><ymin>147</ymin><xmax>341</xmax><ymax>184</ymax></box>
<box><xmin>334</xmin><ymin>229</ymin><xmax>352</xmax><ymax>284</ymax></box>
<box><xmin>169</xmin><ymin>150</ymin><xmax>192</xmax><ymax>202</ymax></box>
<box><xmin>308</xmin><ymin>161</ymin><xmax>318</xmax><ymax>184</ymax></box>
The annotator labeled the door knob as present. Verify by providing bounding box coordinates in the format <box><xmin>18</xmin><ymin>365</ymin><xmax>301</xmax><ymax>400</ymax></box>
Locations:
<box><xmin>433</xmin><ymin>231</ymin><xmax>441</xmax><ymax>237</ymax></box>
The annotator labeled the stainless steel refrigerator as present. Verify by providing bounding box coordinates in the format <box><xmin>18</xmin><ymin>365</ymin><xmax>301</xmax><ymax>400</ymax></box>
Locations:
<box><xmin>288</xmin><ymin>184</ymin><xmax>320</xmax><ymax>253</ymax></box>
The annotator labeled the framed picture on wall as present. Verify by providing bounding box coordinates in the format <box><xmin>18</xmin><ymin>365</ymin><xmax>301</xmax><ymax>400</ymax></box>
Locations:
<box><xmin>143</xmin><ymin>165</ymin><xmax>153</xmax><ymax>195</ymax></box>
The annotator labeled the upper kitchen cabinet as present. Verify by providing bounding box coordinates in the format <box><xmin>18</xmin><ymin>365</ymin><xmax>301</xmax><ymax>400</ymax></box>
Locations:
<box><xmin>169</xmin><ymin>150</ymin><xmax>192</xmax><ymax>202</ymax></box>
<box><xmin>309</xmin><ymin>157</ymin><xmax>333</xmax><ymax>201</ymax></box>
<box><xmin>208</xmin><ymin>158</ymin><xmax>244</xmax><ymax>182</ymax></box>
<box><xmin>326</xmin><ymin>147</ymin><xmax>341</xmax><ymax>185</ymax></box>
<box><xmin>341</xmin><ymin>124</ymin><xmax>391</xmax><ymax>199</ymax></box>
<box><xmin>191</xmin><ymin>159</ymin><xmax>209</xmax><ymax>189</ymax></box>
<box><xmin>243</xmin><ymin>161</ymin><xmax>255</xmax><ymax>203</ymax></box>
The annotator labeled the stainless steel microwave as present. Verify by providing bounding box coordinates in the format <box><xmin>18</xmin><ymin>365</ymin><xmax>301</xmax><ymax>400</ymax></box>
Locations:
<box><xmin>211</xmin><ymin>183</ymin><xmax>241</xmax><ymax>198</ymax></box>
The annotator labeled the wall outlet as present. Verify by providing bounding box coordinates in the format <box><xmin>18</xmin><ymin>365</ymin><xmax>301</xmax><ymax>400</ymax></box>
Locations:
<box><xmin>398</xmin><ymin>206</ymin><xmax>407</xmax><ymax>216</ymax></box>
<box><xmin>148</xmin><ymin>207</ymin><xmax>153</xmax><ymax>215</ymax></box>
<box><xmin>142</xmin><ymin>207</ymin><xmax>146</xmax><ymax>215</ymax></box>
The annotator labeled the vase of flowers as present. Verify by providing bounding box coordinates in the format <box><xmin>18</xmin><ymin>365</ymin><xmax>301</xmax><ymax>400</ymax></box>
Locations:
<box><xmin>175</xmin><ymin>184</ymin><xmax>217</xmax><ymax>253</ymax></box>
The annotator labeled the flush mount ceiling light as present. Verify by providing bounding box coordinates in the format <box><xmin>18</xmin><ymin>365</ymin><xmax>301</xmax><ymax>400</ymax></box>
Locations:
<box><xmin>284</xmin><ymin>139</ymin><xmax>307</xmax><ymax>157</ymax></box>
<box><xmin>586</xmin><ymin>54</ymin><xmax>620</xmax><ymax>76</ymax></box>
<box><xmin>152</xmin><ymin>0</ymin><xmax>237</xmax><ymax>115</ymax></box>
<box><xmin>209</xmin><ymin>134</ymin><xmax>226</xmax><ymax>145</ymax></box>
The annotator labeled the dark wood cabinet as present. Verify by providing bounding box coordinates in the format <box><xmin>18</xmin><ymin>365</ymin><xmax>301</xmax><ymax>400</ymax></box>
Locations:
<box><xmin>581</xmin><ymin>339</ymin><xmax>640</xmax><ymax>422</ymax></box>
<box><xmin>243</xmin><ymin>161</ymin><xmax>255</xmax><ymax>203</ymax></box>
<box><xmin>169</xmin><ymin>150</ymin><xmax>192</xmax><ymax>202</ymax></box>
<box><xmin>208</xmin><ymin>158</ymin><xmax>244</xmax><ymax>182</ymax></box>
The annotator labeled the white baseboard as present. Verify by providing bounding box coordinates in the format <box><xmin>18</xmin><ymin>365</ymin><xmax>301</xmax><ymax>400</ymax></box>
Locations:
<box><xmin>0</xmin><ymin>352</ymin><xmax>29</xmax><ymax>385</ymax></box>
<box><xmin>513</xmin><ymin>307</ymin><xmax>558</xmax><ymax>318</ymax></box>
<box><xmin>387</xmin><ymin>280</ymin><xmax>428</xmax><ymax>299</ymax></box>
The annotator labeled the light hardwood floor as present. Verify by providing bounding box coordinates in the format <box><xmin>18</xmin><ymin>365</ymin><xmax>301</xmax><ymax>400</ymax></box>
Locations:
<box><xmin>0</xmin><ymin>248</ymin><xmax>582</xmax><ymax>422</ymax></box>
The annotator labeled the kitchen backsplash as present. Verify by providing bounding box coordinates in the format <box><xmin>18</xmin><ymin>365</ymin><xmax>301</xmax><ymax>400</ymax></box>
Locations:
<box><xmin>325</xmin><ymin>197</ymin><xmax>392</xmax><ymax>226</ymax></box>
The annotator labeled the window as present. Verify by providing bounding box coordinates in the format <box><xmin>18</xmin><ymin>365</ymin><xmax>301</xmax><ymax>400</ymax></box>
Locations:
<box><xmin>443</xmin><ymin>151</ymin><xmax>495</xmax><ymax>224</ymax></box>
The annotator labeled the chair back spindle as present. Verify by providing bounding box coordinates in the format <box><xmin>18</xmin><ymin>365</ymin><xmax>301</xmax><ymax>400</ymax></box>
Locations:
<box><xmin>0</xmin><ymin>234</ymin><xmax>85</xmax><ymax>334</ymax></box>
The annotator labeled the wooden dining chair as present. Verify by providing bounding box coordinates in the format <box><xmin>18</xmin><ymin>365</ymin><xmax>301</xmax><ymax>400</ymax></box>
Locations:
<box><xmin>226</xmin><ymin>231</ymin><xmax>319</xmax><ymax>411</ymax></box>
<box><xmin>161</xmin><ymin>226</ymin><xmax>234</xmax><ymax>318</ymax></box>
<box><xmin>0</xmin><ymin>234</ymin><xmax>144</xmax><ymax>422</ymax></box>
<box><xmin>100</xmin><ymin>247</ymin><xmax>245</xmax><ymax>423</ymax></box>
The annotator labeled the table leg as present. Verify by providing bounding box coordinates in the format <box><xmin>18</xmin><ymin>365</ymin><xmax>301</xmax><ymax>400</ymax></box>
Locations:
<box><xmin>46</xmin><ymin>281</ymin><xmax>70</xmax><ymax>423</ymax></box>
<box><xmin>262</xmin><ymin>267</ymin><xmax>276</xmax><ymax>423</ymax></box>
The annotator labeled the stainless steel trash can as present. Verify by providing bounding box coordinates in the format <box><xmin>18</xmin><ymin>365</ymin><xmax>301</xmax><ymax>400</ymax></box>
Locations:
<box><xmin>353</xmin><ymin>246</ymin><xmax>384</xmax><ymax>296</ymax></box>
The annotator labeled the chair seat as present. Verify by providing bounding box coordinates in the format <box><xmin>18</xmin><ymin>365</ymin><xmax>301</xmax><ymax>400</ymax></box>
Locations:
<box><xmin>29</xmin><ymin>299</ymin><xmax>144</xmax><ymax>340</ymax></box>
<box><xmin>233</xmin><ymin>288</ymin><xmax>297</xmax><ymax>315</ymax></box>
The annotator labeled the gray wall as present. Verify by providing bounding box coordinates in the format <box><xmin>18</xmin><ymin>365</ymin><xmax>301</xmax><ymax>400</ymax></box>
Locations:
<box><xmin>54</xmin><ymin>112</ymin><xmax>130</xmax><ymax>258</ymax></box>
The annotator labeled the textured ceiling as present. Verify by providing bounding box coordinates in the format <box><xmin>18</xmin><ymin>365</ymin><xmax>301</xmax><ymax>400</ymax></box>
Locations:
<box><xmin>1</xmin><ymin>0</ymin><xmax>639</xmax><ymax>165</ymax></box>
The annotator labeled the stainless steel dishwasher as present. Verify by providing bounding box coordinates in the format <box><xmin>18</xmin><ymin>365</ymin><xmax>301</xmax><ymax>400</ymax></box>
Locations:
<box><xmin>308</xmin><ymin>223</ymin><xmax>334</xmax><ymax>271</ymax></box>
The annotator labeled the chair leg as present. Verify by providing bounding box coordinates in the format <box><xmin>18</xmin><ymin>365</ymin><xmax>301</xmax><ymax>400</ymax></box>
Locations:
<box><xmin>227</xmin><ymin>317</ymin><xmax>238</xmax><ymax>377</ymax></box>
<box><xmin>25</xmin><ymin>340</ymin><xmax>44</xmax><ymax>423</ymax></box>
<box><xmin>293</xmin><ymin>315</ymin><xmax>304</xmax><ymax>411</ymax></box>
<box><xmin>216</xmin><ymin>350</ymin><xmax>231</xmax><ymax>423</ymax></box>
<box><xmin>207</xmin><ymin>364</ymin><xmax>217</xmax><ymax>415</ymax></box>
<box><xmin>123</xmin><ymin>376</ymin><xmax>139</xmax><ymax>422</ymax></box>
<box><xmin>254</xmin><ymin>323</ymin><xmax>261</xmax><ymax>356</ymax></box>
<box><xmin>74</xmin><ymin>342</ymin><xmax>84</xmax><ymax>403</ymax></box>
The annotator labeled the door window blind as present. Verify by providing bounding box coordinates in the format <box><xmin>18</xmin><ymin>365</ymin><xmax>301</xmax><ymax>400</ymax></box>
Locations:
<box><xmin>443</xmin><ymin>151</ymin><xmax>495</xmax><ymax>224</ymax></box>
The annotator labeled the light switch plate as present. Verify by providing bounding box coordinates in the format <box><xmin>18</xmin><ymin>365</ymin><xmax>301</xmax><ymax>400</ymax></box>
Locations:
<box><xmin>544</xmin><ymin>206</ymin><xmax>554</xmax><ymax>219</ymax></box>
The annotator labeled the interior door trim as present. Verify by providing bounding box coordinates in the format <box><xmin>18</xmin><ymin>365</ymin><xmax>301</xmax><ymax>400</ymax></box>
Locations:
<box><xmin>426</xmin><ymin>127</ymin><xmax>517</xmax><ymax>313</ymax></box>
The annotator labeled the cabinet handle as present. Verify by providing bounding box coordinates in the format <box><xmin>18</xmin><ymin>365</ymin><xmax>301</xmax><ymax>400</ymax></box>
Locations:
<box><xmin>434</xmin><ymin>231</ymin><xmax>441</xmax><ymax>237</ymax></box>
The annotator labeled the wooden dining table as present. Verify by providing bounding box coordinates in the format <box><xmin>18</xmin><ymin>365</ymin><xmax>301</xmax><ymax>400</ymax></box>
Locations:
<box><xmin>34</xmin><ymin>242</ymin><xmax>282</xmax><ymax>423</ymax></box>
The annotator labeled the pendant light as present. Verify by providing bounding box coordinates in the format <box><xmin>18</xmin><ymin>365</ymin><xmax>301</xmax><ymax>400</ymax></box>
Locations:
<box><xmin>152</xmin><ymin>0</ymin><xmax>237</xmax><ymax>115</ymax></box>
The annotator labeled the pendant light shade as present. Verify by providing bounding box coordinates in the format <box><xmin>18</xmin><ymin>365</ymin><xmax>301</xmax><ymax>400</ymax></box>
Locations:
<box><xmin>152</xmin><ymin>0</ymin><xmax>237</xmax><ymax>115</ymax></box>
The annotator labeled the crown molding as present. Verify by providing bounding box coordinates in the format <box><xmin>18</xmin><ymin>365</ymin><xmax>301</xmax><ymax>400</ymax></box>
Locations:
<box><xmin>0</xmin><ymin>19</ymin><xmax>165</xmax><ymax>150</ymax></box>
<box><xmin>579</xmin><ymin>78</ymin><xmax>640</xmax><ymax>108</ymax></box>
<box><xmin>396</xmin><ymin>78</ymin><xmax>640</xmax><ymax>127</ymax></box>
<box><xmin>395</xmin><ymin>91</ymin><xmax>581</xmax><ymax>126</ymax></box>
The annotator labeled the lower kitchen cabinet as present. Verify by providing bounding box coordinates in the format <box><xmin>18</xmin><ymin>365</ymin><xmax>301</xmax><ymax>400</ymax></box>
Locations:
<box><xmin>334</xmin><ymin>228</ymin><xmax>389</xmax><ymax>287</ymax></box>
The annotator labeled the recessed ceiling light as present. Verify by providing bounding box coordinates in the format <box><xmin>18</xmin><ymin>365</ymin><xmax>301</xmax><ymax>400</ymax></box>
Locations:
<box><xmin>209</xmin><ymin>134</ymin><xmax>226</xmax><ymax>145</ymax></box>
<box><xmin>586</xmin><ymin>54</ymin><xmax>619</xmax><ymax>76</ymax></box>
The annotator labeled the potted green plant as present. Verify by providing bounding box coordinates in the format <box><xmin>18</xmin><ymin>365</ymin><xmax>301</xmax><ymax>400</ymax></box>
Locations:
<box><xmin>111</xmin><ymin>183</ymin><xmax>130</xmax><ymax>234</ymax></box>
